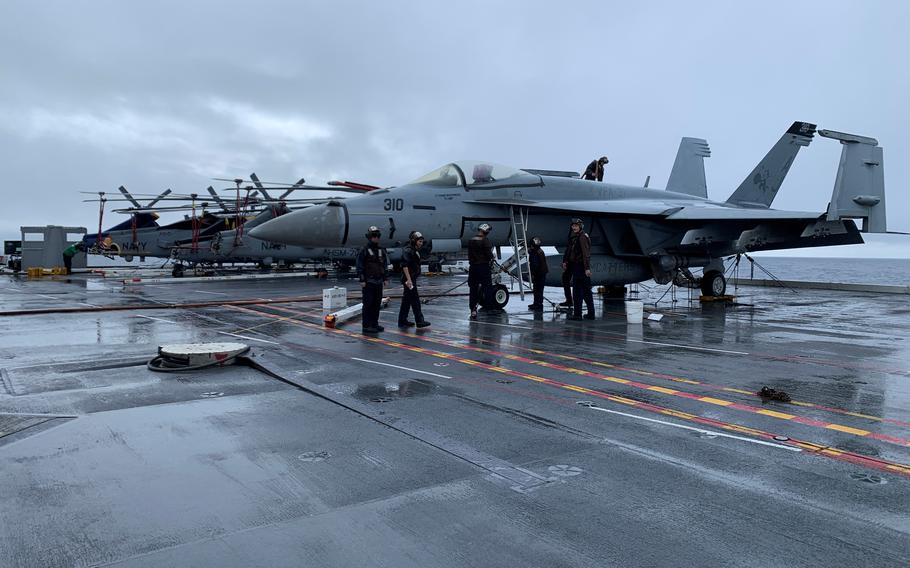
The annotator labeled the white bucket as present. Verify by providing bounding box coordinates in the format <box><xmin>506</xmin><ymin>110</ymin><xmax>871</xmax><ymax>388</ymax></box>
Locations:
<box><xmin>625</xmin><ymin>300</ymin><xmax>644</xmax><ymax>324</ymax></box>
<box><xmin>322</xmin><ymin>286</ymin><xmax>347</xmax><ymax>311</ymax></box>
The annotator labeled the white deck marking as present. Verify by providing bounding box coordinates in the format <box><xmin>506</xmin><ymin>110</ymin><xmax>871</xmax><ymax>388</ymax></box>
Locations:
<box><xmin>623</xmin><ymin>338</ymin><xmax>748</xmax><ymax>355</ymax></box>
<box><xmin>586</xmin><ymin>405</ymin><xmax>800</xmax><ymax>451</ymax></box>
<box><xmin>133</xmin><ymin>314</ymin><xmax>178</xmax><ymax>324</ymax></box>
<box><xmin>467</xmin><ymin>319</ymin><xmax>532</xmax><ymax>330</ymax></box>
<box><xmin>215</xmin><ymin>330</ymin><xmax>280</xmax><ymax>345</ymax></box>
<box><xmin>193</xmin><ymin>290</ymin><xmax>228</xmax><ymax>296</ymax></box>
<box><xmin>350</xmin><ymin>357</ymin><xmax>452</xmax><ymax>379</ymax></box>
<box><xmin>133</xmin><ymin>312</ymin><xmax>280</xmax><ymax>344</ymax></box>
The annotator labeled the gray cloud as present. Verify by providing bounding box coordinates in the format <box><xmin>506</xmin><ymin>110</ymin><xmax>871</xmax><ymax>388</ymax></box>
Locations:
<box><xmin>1</xmin><ymin>0</ymin><xmax>908</xmax><ymax>256</ymax></box>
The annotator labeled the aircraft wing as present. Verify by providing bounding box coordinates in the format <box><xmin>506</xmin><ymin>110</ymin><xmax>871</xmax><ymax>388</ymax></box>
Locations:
<box><xmin>464</xmin><ymin>198</ymin><xmax>681</xmax><ymax>216</ymax></box>
<box><xmin>464</xmin><ymin>198</ymin><xmax>821</xmax><ymax>221</ymax></box>
<box><xmin>664</xmin><ymin>207</ymin><xmax>820</xmax><ymax>220</ymax></box>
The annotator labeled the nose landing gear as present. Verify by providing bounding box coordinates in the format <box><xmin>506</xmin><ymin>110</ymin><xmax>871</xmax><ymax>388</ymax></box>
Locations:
<box><xmin>490</xmin><ymin>284</ymin><xmax>510</xmax><ymax>310</ymax></box>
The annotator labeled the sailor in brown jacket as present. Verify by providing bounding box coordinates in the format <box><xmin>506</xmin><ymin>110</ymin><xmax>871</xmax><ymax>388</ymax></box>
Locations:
<box><xmin>562</xmin><ymin>218</ymin><xmax>595</xmax><ymax>320</ymax></box>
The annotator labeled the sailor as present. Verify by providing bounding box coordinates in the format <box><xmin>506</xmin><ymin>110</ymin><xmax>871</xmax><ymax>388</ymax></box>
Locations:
<box><xmin>398</xmin><ymin>231</ymin><xmax>430</xmax><ymax>329</ymax></box>
<box><xmin>560</xmin><ymin>270</ymin><xmax>573</xmax><ymax>307</ymax></box>
<box><xmin>559</xmin><ymin>226</ymin><xmax>573</xmax><ymax>308</ymax></box>
<box><xmin>356</xmin><ymin>226</ymin><xmax>389</xmax><ymax>333</ymax></box>
<box><xmin>467</xmin><ymin>223</ymin><xmax>494</xmax><ymax>319</ymax></box>
<box><xmin>61</xmin><ymin>241</ymin><xmax>85</xmax><ymax>275</ymax></box>
<box><xmin>527</xmin><ymin>236</ymin><xmax>548</xmax><ymax>311</ymax></box>
<box><xmin>582</xmin><ymin>156</ymin><xmax>609</xmax><ymax>182</ymax></box>
<box><xmin>562</xmin><ymin>218</ymin><xmax>595</xmax><ymax>320</ymax></box>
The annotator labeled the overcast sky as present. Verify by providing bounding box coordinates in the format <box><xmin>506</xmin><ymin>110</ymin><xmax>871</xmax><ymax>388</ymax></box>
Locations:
<box><xmin>1</xmin><ymin>0</ymin><xmax>907</xmax><ymax>257</ymax></box>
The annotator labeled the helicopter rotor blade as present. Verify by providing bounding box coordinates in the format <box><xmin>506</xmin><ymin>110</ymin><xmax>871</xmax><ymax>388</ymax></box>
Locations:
<box><xmin>206</xmin><ymin>186</ymin><xmax>228</xmax><ymax>209</ymax></box>
<box><xmin>117</xmin><ymin>186</ymin><xmax>142</xmax><ymax>209</ymax></box>
<box><xmin>249</xmin><ymin>173</ymin><xmax>274</xmax><ymax>200</ymax></box>
<box><xmin>144</xmin><ymin>188</ymin><xmax>173</xmax><ymax>209</ymax></box>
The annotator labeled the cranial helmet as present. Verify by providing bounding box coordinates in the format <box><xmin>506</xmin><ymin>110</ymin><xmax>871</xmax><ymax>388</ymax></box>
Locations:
<box><xmin>531</xmin><ymin>236</ymin><xmax>542</xmax><ymax>247</ymax></box>
<box><xmin>478</xmin><ymin>223</ymin><xmax>492</xmax><ymax>234</ymax></box>
<box><xmin>366</xmin><ymin>226</ymin><xmax>381</xmax><ymax>238</ymax></box>
<box><xmin>410</xmin><ymin>231</ymin><xmax>424</xmax><ymax>241</ymax></box>
<box><xmin>570</xmin><ymin>218</ymin><xmax>583</xmax><ymax>228</ymax></box>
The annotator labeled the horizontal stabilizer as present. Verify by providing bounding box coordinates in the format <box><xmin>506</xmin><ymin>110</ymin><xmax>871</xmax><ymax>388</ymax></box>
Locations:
<box><xmin>820</xmin><ymin>129</ymin><xmax>887</xmax><ymax>233</ymax></box>
<box><xmin>726</xmin><ymin>121</ymin><xmax>816</xmax><ymax>207</ymax></box>
<box><xmin>666</xmin><ymin>137</ymin><xmax>710</xmax><ymax>198</ymax></box>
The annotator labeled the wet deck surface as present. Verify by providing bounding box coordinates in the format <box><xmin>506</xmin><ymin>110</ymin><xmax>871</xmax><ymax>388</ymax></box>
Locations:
<box><xmin>1</xmin><ymin>272</ymin><xmax>908</xmax><ymax>567</ymax></box>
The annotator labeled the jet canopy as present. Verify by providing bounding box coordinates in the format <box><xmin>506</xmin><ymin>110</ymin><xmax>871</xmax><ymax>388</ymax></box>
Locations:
<box><xmin>409</xmin><ymin>161</ymin><xmax>541</xmax><ymax>189</ymax></box>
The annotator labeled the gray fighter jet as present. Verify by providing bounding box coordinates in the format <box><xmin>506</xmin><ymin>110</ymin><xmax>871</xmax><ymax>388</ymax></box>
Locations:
<box><xmin>249</xmin><ymin>122</ymin><xmax>888</xmax><ymax>306</ymax></box>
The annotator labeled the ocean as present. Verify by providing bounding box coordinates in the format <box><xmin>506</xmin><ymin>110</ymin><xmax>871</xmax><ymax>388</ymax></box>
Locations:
<box><xmin>730</xmin><ymin>256</ymin><xmax>910</xmax><ymax>286</ymax></box>
<box><xmin>6</xmin><ymin>242</ymin><xmax>909</xmax><ymax>286</ymax></box>
<box><xmin>79</xmin><ymin>255</ymin><xmax>910</xmax><ymax>286</ymax></box>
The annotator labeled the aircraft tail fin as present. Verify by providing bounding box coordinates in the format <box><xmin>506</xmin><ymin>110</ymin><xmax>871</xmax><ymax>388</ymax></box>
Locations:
<box><xmin>820</xmin><ymin>129</ymin><xmax>887</xmax><ymax>232</ymax></box>
<box><xmin>666</xmin><ymin>137</ymin><xmax>710</xmax><ymax>198</ymax></box>
<box><xmin>726</xmin><ymin>121</ymin><xmax>816</xmax><ymax>207</ymax></box>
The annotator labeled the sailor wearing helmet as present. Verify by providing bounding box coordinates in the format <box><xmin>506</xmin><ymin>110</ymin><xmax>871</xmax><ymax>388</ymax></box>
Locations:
<box><xmin>562</xmin><ymin>218</ymin><xmax>595</xmax><ymax>320</ymax></box>
<box><xmin>356</xmin><ymin>226</ymin><xmax>389</xmax><ymax>333</ymax></box>
<box><xmin>467</xmin><ymin>223</ymin><xmax>494</xmax><ymax>319</ymax></box>
<box><xmin>398</xmin><ymin>231</ymin><xmax>430</xmax><ymax>329</ymax></box>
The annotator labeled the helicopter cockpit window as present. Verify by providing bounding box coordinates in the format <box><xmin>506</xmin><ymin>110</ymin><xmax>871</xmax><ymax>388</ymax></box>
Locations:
<box><xmin>410</xmin><ymin>163</ymin><xmax>465</xmax><ymax>187</ymax></box>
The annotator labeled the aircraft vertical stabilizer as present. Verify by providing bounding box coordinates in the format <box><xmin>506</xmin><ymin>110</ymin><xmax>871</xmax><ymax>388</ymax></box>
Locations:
<box><xmin>665</xmin><ymin>137</ymin><xmax>710</xmax><ymax>198</ymax></box>
<box><xmin>726</xmin><ymin>121</ymin><xmax>816</xmax><ymax>207</ymax></box>
<box><xmin>820</xmin><ymin>129</ymin><xmax>887</xmax><ymax>233</ymax></box>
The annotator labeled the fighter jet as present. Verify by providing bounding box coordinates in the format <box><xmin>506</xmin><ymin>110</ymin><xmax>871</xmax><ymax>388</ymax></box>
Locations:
<box><xmin>249</xmin><ymin>122</ymin><xmax>888</xmax><ymax>306</ymax></box>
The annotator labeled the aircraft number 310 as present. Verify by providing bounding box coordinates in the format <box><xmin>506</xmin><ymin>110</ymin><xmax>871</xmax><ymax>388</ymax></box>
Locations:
<box><xmin>383</xmin><ymin>198</ymin><xmax>404</xmax><ymax>211</ymax></box>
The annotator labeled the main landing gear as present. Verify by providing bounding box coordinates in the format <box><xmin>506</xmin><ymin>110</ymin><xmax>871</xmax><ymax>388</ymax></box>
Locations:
<box><xmin>700</xmin><ymin>270</ymin><xmax>727</xmax><ymax>297</ymax></box>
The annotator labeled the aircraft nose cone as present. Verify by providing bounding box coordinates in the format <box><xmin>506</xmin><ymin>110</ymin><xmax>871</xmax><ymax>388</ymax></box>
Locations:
<box><xmin>249</xmin><ymin>203</ymin><xmax>347</xmax><ymax>247</ymax></box>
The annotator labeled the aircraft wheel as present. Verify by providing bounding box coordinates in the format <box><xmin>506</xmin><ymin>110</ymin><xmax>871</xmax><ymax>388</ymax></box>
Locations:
<box><xmin>701</xmin><ymin>270</ymin><xmax>726</xmax><ymax>296</ymax></box>
<box><xmin>172</xmin><ymin>264</ymin><xmax>185</xmax><ymax>278</ymax></box>
<box><xmin>123</xmin><ymin>254</ymin><xmax>134</xmax><ymax>262</ymax></box>
<box><xmin>491</xmin><ymin>284</ymin><xmax>510</xmax><ymax>309</ymax></box>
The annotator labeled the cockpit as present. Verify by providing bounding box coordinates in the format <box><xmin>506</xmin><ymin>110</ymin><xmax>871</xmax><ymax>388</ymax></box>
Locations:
<box><xmin>409</xmin><ymin>161</ymin><xmax>542</xmax><ymax>190</ymax></box>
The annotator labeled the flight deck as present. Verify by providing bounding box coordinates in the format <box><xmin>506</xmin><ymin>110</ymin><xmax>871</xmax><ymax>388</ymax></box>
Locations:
<box><xmin>0</xmin><ymin>272</ymin><xmax>908</xmax><ymax>567</ymax></box>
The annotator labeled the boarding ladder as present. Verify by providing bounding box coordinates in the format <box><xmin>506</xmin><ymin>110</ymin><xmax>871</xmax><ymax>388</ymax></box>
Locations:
<box><xmin>502</xmin><ymin>205</ymin><xmax>532</xmax><ymax>300</ymax></box>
